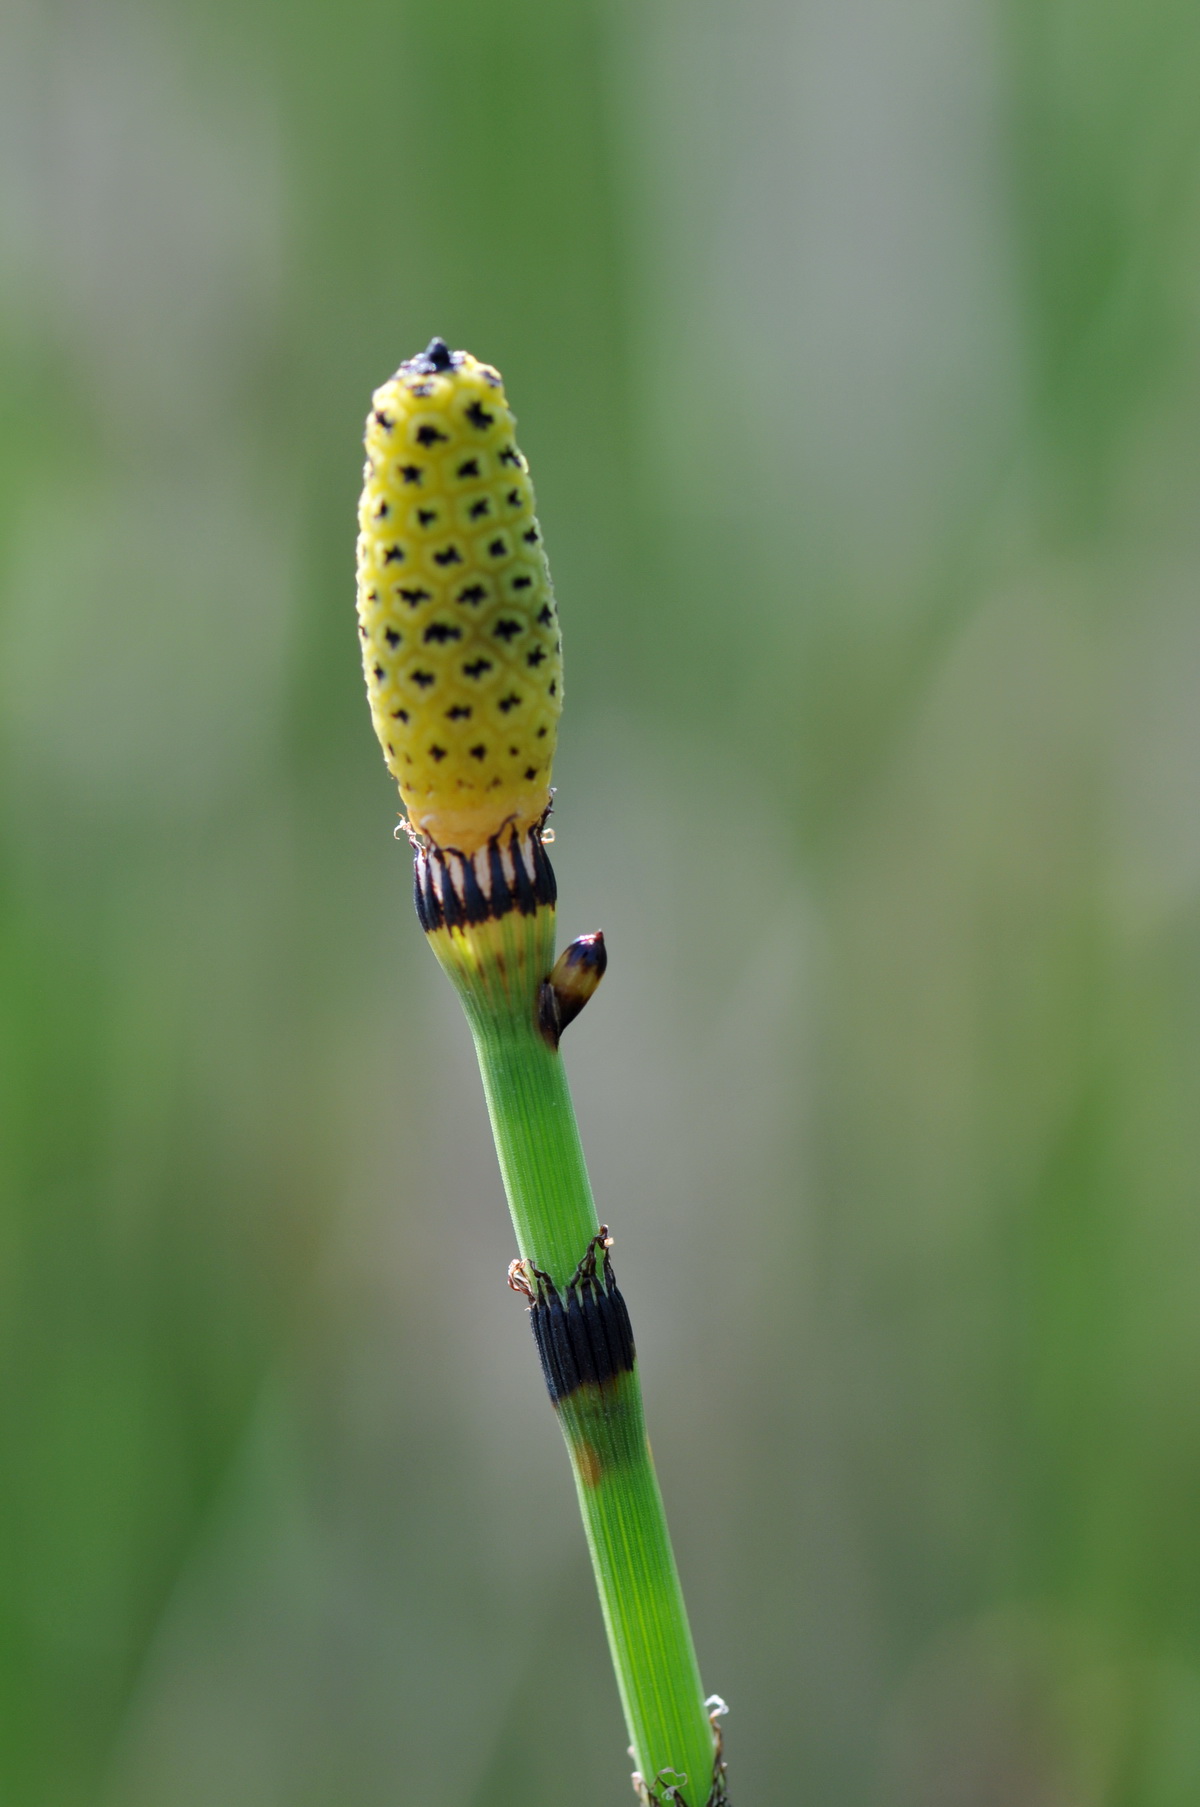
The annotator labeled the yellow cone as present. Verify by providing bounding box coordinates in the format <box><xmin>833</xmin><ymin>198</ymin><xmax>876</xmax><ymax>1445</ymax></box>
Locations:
<box><xmin>356</xmin><ymin>338</ymin><xmax>563</xmax><ymax>853</ymax></box>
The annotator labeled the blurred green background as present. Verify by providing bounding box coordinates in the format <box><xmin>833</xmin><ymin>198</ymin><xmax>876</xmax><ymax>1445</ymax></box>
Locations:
<box><xmin>2</xmin><ymin>0</ymin><xmax>1200</xmax><ymax>1801</ymax></box>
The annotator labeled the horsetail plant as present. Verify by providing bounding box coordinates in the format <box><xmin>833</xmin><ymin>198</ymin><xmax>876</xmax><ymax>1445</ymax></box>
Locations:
<box><xmin>356</xmin><ymin>338</ymin><xmax>729</xmax><ymax>1805</ymax></box>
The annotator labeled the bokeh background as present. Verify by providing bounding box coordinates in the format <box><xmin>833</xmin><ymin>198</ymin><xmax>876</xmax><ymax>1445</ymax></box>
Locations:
<box><xmin>3</xmin><ymin>0</ymin><xmax>1200</xmax><ymax>1801</ymax></box>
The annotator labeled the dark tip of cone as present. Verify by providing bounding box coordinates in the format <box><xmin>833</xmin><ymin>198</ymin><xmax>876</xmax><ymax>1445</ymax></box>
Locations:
<box><xmin>402</xmin><ymin>336</ymin><xmax>457</xmax><ymax>377</ymax></box>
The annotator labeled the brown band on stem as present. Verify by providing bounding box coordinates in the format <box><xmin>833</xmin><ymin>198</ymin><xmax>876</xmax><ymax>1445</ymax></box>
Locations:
<box><xmin>412</xmin><ymin>816</ymin><xmax>556</xmax><ymax>933</ymax></box>
<box><xmin>516</xmin><ymin>1228</ymin><xmax>636</xmax><ymax>1404</ymax></box>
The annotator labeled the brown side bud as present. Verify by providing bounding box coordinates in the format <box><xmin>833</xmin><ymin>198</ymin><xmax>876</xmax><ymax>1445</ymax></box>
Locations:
<box><xmin>537</xmin><ymin>931</ymin><xmax>607</xmax><ymax>1048</ymax></box>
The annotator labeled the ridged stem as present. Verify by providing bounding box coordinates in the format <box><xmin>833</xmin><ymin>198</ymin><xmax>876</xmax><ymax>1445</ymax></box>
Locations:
<box><xmin>470</xmin><ymin>1016</ymin><xmax>599</xmax><ymax>1288</ymax></box>
<box><xmin>433</xmin><ymin>901</ymin><xmax>718</xmax><ymax>1803</ymax></box>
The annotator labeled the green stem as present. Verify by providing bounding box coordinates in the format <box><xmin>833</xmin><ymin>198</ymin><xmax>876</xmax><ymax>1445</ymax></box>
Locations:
<box><xmin>455</xmin><ymin>976</ymin><xmax>716</xmax><ymax>1803</ymax></box>
<box><xmin>471</xmin><ymin>1015</ymin><xmax>599</xmax><ymax>1289</ymax></box>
